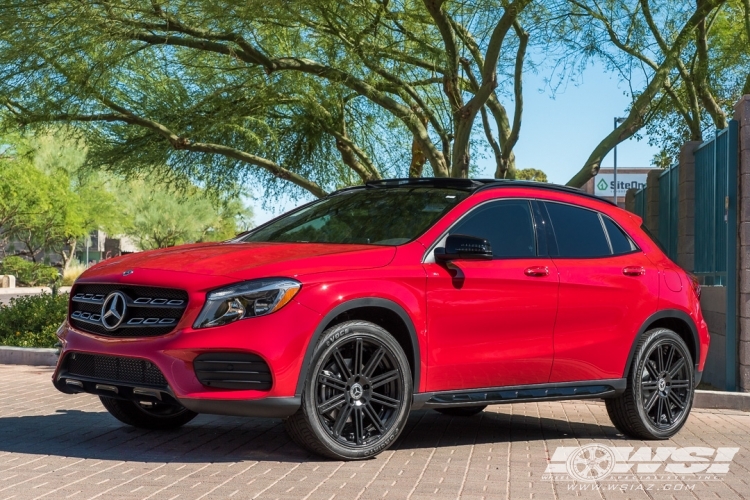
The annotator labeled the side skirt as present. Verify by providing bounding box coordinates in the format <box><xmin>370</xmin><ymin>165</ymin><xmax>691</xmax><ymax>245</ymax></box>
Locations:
<box><xmin>411</xmin><ymin>379</ymin><xmax>627</xmax><ymax>410</ymax></box>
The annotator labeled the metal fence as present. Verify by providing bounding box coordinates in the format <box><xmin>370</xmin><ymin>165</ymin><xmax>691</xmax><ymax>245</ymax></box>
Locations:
<box><xmin>657</xmin><ymin>164</ymin><xmax>679</xmax><ymax>261</ymax></box>
<box><xmin>693</xmin><ymin>121</ymin><xmax>738</xmax><ymax>285</ymax></box>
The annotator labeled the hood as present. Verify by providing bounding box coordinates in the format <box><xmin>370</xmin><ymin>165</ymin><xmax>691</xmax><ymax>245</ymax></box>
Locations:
<box><xmin>82</xmin><ymin>241</ymin><xmax>397</xmax><ymax>280</ymax></box>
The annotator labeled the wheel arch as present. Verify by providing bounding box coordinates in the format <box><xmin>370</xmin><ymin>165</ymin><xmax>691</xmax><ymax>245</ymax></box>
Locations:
<box><xmin>623</xmin><ymin>309</ymin><xmax>700</xmax><ymax>379</ymax></box>
<box><xmin>294</xmin><ymin>298</ymin><xmax>421</xmax><ymax>396</ymax></box>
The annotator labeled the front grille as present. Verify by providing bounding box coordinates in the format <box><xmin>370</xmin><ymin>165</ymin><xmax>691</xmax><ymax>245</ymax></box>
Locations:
<box><xmin>65</xmin><ymin>352</ymin><xmax>168</xmax><ymax>387</ymax></box>
<box><xmin>194</xmin><ymin>353</ymin><xmax>272</xmax><ymax>391</ymax></box>
<box><xmin>69</xmin><ymin>284</ymin><xmax>188</xmax><ymax>337</ymax></box>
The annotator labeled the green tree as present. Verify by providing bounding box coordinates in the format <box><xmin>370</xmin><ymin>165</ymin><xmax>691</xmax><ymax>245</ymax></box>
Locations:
<box><xmin>553</xmin><ymin>0</ymin><xmax>735</xmax><ymax>187</ymax></box>
<box><xmin>122</xmin><ymin>180</ymin><xmax>252</xmax><ymax>250</ymax></box>
<box><xmin>0</xmin><ymin>132</ymin><xmax>122</xmax><ymax>269</ymax></box>
<box><xmin>515</xmin><ymin>168</ymin><xmax>548</xmax><ymax>182</ymax></box>
<box><xmin>0</xmin><ymin>0</ymin><xmax>533</xmax><ymax>202</ymax></box>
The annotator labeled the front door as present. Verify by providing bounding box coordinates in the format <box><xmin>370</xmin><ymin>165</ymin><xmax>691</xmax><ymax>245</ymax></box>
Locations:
<box><xmin>424</xmin><ymin>199</ymin><xmax>559</xmax><ymax>392</ymax></box>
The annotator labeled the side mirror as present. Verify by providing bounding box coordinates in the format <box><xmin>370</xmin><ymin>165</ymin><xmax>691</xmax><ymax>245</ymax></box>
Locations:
<box><xmin>434</xmin><ymin>234</ymin><xmax>493</xmax><ymax>262</ymax></box>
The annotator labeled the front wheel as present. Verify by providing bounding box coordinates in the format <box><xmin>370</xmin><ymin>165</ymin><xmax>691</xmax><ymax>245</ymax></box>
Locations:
<box><xmin>285</xmin><ymin>321</ymin><xmax>413</xmax><ymax>460</ymax></box>
<box><xmin>606</xmin><ymin>328</ymin><xmax>694</xmax><ymax>439</ymax></box>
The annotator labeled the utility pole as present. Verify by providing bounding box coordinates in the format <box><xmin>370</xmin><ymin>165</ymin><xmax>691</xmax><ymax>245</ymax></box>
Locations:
<box><xmin>613</xmin><ymin>117</ymin><xmax>626</xmax><ymax>205</ymax></box>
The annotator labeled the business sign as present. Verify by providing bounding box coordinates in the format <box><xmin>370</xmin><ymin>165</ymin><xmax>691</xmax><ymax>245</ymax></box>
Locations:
<box><xmin>594</xmin><ymin>173</ymin><xmax>647</xmax><ymax>197</ymax></box>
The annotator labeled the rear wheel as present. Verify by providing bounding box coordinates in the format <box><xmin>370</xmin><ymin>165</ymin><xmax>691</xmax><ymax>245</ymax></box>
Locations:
<box><xmin>434</xmin><ymin>405</ymin><xmax>486</xmax><ymax>417</ymax></box>
<box><xmin>100</xmin><ymin>396</ymin><xmax>197</xmax><ymax>430</ymax></box>
<box><xmin>606</xmin><ymin>328</ymin><xmax>694</xmax><ymax>439</ymax></box>
<box><xmin>285</xmin><ymin>321</ymin><xmax>412</xmax><ymax>460</ymax></box>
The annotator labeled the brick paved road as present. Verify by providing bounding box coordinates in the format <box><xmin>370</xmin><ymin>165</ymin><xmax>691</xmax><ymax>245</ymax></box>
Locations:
<box><xmin>1</xmin><ymin>364</ymin><xmax>749</xmax><ymax>500</ymax></box>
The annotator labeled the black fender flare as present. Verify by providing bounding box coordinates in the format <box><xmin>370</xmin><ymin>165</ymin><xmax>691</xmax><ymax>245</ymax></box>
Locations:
<box><xmin>622</xmin><ymin>309</ymin><xmax>700</xmax><ymax>379</ymax></box>
<box><xmin>294</xmin><ymin>298</ymin><xmax>421</xmax><ymax>396</ymax></box>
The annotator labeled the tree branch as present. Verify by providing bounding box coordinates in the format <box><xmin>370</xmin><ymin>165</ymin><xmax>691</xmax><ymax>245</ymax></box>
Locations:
<box><xmin>567</xmin><ymin>0</ymin><xmax>727</xmax><ymax>187</ymax></box>
<box><xmin>26</xmin><ymin>109</ymin><xmax>328</xmax><ymax>198</ymax></box>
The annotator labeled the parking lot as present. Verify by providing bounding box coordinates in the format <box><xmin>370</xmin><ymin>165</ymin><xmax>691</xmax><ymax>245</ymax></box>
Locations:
<box><xmin>0</xmin><ymin>364</ymin><xmax>749</xmax><ymax>499</ymax></box>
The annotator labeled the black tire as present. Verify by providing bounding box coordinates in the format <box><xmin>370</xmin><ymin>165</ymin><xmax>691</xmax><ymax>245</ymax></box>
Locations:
<box><xmin>285</xmin><ymin>320</ymin><xmax>413</xmax><ymax>460</ymax></box>
<box><xmin>100</xmin><ymin>396</ymin><xmax>197</xmax><ymax>430</ymax></box>
<box><xmin>434</xmin><ymin>405</ymin><xmax>487</xmax><ymax>417</ymax></box>
<box><xmin>606</xmin><ymin>328</ymin><xmax>694</xmax><ymax>439</ymax></box>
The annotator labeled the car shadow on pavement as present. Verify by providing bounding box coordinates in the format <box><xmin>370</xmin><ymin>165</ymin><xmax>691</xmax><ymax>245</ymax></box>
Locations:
<box><xmin>395</xmin><ymin>408</ymin><xmax>625</xmax><ymax>451</ymax></box>
<box><xmin>0</xmin><ymin>407</ymin><xmax>625</xmax><ymax>463</ymax></box>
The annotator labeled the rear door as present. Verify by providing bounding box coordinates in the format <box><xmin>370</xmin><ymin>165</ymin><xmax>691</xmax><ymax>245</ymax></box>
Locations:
<box><xmin>541</xmin><ymin>201</ymin><xmax>659</xmax><ymax>382</ymax></box>
<box><xmin>423</xmin><ymin>199</ymin><xmax>559</xmax><ymax>392</ymax></box>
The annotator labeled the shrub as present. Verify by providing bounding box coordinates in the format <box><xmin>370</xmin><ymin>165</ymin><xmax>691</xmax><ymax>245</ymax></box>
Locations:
<box><xmin>0</xmin><ymin>292</ymin><xmax>69</xmax><ymax>348</ymax></box>
<box><xmin>0</xmin><ymin>256</ymin><xmax>60</xmax><ymax>286</ymax></box>
<box><xmin>62</xmin><ymin>261</ymin><xmax>87</xmax><ymax>286</ymax></box>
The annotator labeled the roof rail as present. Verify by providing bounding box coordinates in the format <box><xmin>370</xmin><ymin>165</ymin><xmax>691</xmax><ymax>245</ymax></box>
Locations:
<box><xmin>474</xmin><ymin>180</ymin><xmax>617</xmax><ymax>206</ymax></box>
<box><xmin>330</xmin><ymin>178</ymin><xmax>617</xmax><ymax>207</ymax></box>
<box><xmin>364</xmin><ymin>178</ymin><xmax>485</xmax><ymax>190</ymax></box>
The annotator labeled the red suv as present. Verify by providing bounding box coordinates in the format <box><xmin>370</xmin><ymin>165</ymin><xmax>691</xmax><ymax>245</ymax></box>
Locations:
<box><xmin>54</xmin><ymin>179</ymin><xmax>709</xmax><ymax>460</ymax></box>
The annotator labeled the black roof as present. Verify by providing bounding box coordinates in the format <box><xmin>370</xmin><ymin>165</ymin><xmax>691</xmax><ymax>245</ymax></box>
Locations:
<box><xmin>348</xmin><ymin>178</ymin><xmax>617</xmax><ymax>206</ymax></box>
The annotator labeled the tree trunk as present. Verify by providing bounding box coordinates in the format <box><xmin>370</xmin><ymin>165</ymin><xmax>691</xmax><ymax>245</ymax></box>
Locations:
<box><xmin>60</xmin><ymin>238</ymin><xmax>77</xmax><ymax>271</ymax></box>
<box><xmin>409</xmin><ymin>110</ymin><xmax>430</xmax><ymax>178</ymax></box>
<box><xmin>451</xmin><ymin>107</ymin><xmax>474</xmax><ymax>178</ymax></box>
<box><xmin>495</xmin><ymin>152</ymin><xmax>516</xmax><ymax>179</ymax></box>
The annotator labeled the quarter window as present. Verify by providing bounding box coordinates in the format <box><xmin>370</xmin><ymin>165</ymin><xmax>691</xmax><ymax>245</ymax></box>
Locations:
<box><xmin>543</xmin><ymin>202</ymin><xmax>610</xmax><ymax>258</ymax></box>
<box><xmin>449</xmin><ymin>200</ymin><xmax>536</xmax><ymax>258</ymax></box>
<box><xmin>602</xmin><ymin>216</ymin><xmax>637</xmax><ymax>255</ymax></box>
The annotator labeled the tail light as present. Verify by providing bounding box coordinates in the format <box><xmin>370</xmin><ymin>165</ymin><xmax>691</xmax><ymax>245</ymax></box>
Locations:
<box><xmin>687</xmin><ymin>273</ymin><xmax>701</xmax><ymax>300</ymax></box>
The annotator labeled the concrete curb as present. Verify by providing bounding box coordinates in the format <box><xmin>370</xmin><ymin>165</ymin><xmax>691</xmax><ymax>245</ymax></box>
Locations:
<box><xmin>694</xmin><ymin>389</ymin><xmax>750</xmax><ymax>412</ymax></box>
<box><xmin>0</xmin><ymin>346</ymin><xmax>58</xmax><ymax>366</ymax></box>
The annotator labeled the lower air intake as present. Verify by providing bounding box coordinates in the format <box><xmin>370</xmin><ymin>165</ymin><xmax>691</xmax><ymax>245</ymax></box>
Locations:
<box><xmin>65</xmin><ymin>353</ymin><xmax>168</xmax><ymax>387</ymax></box>
<box><xmin>194</xmin><ymin>352</ymin><xmax>272</xmax><ymax>391</ymax></box>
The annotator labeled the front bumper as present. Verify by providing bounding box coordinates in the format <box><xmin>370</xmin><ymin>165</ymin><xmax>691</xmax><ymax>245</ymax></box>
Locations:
<box><xmin>53</xmin><ymin>298</ymin><xmax>321</xmax><ymax>418</ymax></box>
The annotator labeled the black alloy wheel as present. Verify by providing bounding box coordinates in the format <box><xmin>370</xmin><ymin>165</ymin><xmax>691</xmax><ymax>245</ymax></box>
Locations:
<box><xmin>639</xmin><ymin>338</ymin><xmax>691</xmax><ymax>430</ymax></box>
<box><xmin>285</xmin><ymin>321</ymin><xmax>412</xmax><ymax>460</ymax></box>
<box><xmin>605</xmin><ymin>328</ymin><xmax>694</xmax><ymax>439</ymax></box>
<box><xmin>315</xmin><ymin>335</ymin><xmax>403</xmax><ymax>446</ymax></box>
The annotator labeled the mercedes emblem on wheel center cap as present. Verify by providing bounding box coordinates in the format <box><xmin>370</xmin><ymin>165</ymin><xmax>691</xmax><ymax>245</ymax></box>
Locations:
<box><xmin>350</xmin><ymin>383</ymin><xmax>364</xmax><ymax>400</ymax></box>
<box><xmin>101</xmin><ymin>291</ymin><xmax>128</xmax><ymax>330</ymax></box>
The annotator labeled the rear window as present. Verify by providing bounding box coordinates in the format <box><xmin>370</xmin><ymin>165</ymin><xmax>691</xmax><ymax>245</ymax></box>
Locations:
<box><xmin>544</xmin><ymin>202</ymin><xmax>611</xmax><ymax>258</ymax></box>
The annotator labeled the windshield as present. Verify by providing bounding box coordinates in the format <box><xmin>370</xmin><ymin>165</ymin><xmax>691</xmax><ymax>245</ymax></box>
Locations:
<box><xmin>240</xmin><ymin>187</ymin><xmax>469</xmax><ymax>245</ymax></box>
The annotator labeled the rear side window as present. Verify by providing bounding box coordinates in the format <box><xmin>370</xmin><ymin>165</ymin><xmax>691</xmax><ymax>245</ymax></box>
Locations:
<box><xmin>543</xmin><ymin>202</ymin><xmax>610</xmax><ymax>258</ymax></box>
<box><xmin>450</xmin><ymin>200</ymin><xmax>536</xmax><ymax>258</ymax></box>
<box><xmin>602</xmin><ymin>216</ymin><xmax>637</xmax><ymax>255</ymax></box>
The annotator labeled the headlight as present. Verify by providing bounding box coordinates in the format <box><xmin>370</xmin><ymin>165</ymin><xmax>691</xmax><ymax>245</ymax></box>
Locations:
<box><xmin>194</xmin><ymin>278</ymin><xmax>301</xmax><ymax>329</ymax></box>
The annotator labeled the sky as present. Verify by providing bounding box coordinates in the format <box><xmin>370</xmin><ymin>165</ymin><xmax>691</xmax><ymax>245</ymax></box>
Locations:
<box><xmin>251</xmin><ymin>63</ymin><xmax>661</xmax><ymax>225</ymax></box>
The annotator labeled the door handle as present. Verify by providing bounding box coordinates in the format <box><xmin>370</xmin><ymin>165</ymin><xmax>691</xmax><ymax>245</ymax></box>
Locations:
<box><xmin>623</xmin><ymin>266</ymin><xmax>645</xmax><ymax>276</ymax></box>
<box><xmin>524</xmin><ymin>266</ymin><xmax>549</xmax><ymax>277</ymax></box>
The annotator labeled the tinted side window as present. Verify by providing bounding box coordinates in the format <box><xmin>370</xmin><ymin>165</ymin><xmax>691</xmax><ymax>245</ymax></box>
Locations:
<box><xmin>602</xmin><ymin>216</ymin><xmax>637</xmax><ymax>255</ymax></box>
<box><xmin>450</xmin><ymin>200</ymin><xmax>536</xmax><ymax>258</ymax></box>
<box><xmin>544</xmin><ymin>202</ymin><xmax>610</xmax><ymax>258</ymax></box>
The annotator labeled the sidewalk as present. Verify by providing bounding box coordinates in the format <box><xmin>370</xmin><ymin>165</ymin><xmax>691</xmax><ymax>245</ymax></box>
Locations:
<box><xmin>0</xmin><ymin>364</ymin><xmax>748</xmax><ymax>499</ymax></box>
<box><xmin>0</xmin><ymin>286</ymin><xmax>72</xmax><ymax>304</ymax></box>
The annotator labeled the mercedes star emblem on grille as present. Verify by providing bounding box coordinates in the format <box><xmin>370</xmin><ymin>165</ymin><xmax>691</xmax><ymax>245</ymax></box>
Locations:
<box><xmin>101</xmin><ymin>291</ymin><xmax>127</xmax><ymax>330</ymax></box>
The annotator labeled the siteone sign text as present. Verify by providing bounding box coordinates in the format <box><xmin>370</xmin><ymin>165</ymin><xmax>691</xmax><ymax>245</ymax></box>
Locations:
<box><xmin>594</xmin><ymin>173</ymin><xmax>647</xmax><ymax>197</ymax></box>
